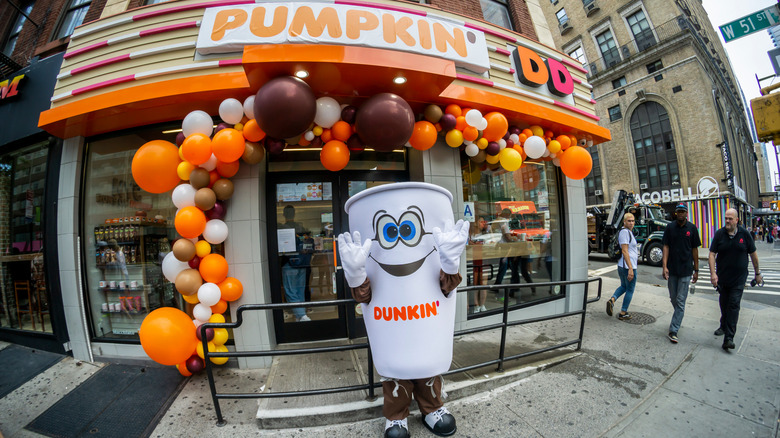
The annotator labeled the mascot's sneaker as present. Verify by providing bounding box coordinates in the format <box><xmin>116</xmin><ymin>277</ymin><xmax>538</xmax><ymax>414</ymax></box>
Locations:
<box><xmin>385</xmin><ymin>418</ymin><xmax>410</xmax><ymax>438</ymax></box>
<box><xmin>423</xmin><ymin>407</ymin><xmax>457</xmax><ymax>436</ymax></box>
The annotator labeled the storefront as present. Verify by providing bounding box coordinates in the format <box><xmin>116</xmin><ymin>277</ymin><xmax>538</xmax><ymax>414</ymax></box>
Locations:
<box><xmin>38</xmin><ymin>1</ymin><xmax>609</xmax><ymax>365</ymax></box>
<box><xmin>0</xmin><ymin>53</ymin><xmax>69</xmax><ymax>352</ymax></box>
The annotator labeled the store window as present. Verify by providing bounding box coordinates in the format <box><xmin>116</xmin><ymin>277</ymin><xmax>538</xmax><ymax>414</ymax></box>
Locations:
<box><xmin>480</xmin><ymin>0</ymin><xmax>514</xmax><ymax>31</ymax></box>
<box><xmin>631</xmin><ymin>101</ymin><xmax>679</xmax><ymax>190</ymax></box>
<box><xmin>0</xmin><ymin>141</ymin><xmax>50</xmax><ymax>333</ymax></box>
<box><xmin>53</xmin><ymin>0</ymin><xmax>91</xmax><ymax>40</ymax></box>
<box><xmin>82</xmin><ymin>125</ymin><xmax>185</xmax><ymax>340</ymax></box>
<box><xmin>2</xmin><ymin>1</ymin><xmax>34</xmax><ymax>57</ymax></box>
<box><xmin>461</xmin><ymin>155</ymin><xmax>562</xmax><ymax>318</ymax></box>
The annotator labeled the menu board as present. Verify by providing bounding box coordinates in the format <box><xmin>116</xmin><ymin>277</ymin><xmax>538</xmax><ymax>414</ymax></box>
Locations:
<box><xmin>277</xmin><ymin>182</ymin><xmax>332</xmax><ymax>202</ymax></box>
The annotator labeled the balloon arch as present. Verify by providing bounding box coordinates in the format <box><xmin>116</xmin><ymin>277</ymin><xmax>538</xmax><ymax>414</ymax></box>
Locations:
<box><xmin>132</xmin><ymin>75</ymin><xmax>594</xmax><ymax>374</ymax></box>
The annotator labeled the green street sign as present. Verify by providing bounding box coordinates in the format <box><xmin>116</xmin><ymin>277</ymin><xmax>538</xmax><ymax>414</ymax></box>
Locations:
<box><xmin>719</xmin><ymin>5</ymin><xmax>780</xmax><ymax>43</ymax></box>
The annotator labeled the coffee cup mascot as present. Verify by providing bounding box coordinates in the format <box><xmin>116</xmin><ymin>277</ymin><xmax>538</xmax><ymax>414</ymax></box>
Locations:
<box><xmin>339</xmin><ymin>182</ymin><xmax>469</xmax><ymax>438</ymax></box>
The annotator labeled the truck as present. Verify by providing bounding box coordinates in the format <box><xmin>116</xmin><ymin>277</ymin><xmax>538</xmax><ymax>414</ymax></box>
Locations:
<box><xmin>587</xmin><ymin>190</ymin><xmax>669</xmax><ymax>266</ymax></box>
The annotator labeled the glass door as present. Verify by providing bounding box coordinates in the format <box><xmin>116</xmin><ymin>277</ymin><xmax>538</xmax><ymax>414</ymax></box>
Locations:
<box><xmin>267</xmin><ymin>171</ymin><xmax>406</xmax><ymax>343</ymax></box>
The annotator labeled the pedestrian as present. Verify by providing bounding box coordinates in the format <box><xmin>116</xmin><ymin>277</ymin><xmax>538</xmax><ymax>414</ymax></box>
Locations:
<box><xmin>661</xmin><ymin>202</ymin><xmax>701</xmax><ymax>344</ymax></box>
<box><xmin>606</xmin><ymin>213</ymin><xmax>637</xmax><ymax>320</ymax></box>
<box><xmin>708</xmin><ymin>208</ymin><xmax>762</xmax><ymax>351</ymax></box>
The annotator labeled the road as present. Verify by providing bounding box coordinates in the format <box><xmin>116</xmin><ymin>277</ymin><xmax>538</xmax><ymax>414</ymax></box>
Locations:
<box><xmin>588</xmin><ymin>252</ymin><xmax>780</xmax><ymax>309</ymax></box>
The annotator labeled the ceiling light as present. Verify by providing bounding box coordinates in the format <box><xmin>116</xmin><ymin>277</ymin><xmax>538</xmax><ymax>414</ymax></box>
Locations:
<box><xmin>295</xmin><ymin>70</ymin><xmax>309</xmax><ymax>78</ymax></box>
<box><xmin>393</xmin><ymin>76</ymin><xmax>407</xmax><ymax>84</ymax></box>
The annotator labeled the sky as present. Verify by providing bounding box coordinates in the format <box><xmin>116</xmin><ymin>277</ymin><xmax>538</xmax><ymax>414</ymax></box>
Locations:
<box><xmin>700</xmin><ymin>0</ymin><xmax>779</xmax><ymax>185</ymax></box>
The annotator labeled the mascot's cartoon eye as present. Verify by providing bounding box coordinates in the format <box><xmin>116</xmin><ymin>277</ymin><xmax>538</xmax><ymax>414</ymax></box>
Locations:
<box><xmin>374</xmin><ymin>211</ymin><xmax>426</xmax><ymax>249</ymax></box>
<box><xmin>383</xmin><ymin>223</ymin><xmax>399</xmax><ymax>242</ymax></box>
<box><xmin>397</xmin><ymin>212</ymin><xmax>423</xmax><ymax>247</ymax></box>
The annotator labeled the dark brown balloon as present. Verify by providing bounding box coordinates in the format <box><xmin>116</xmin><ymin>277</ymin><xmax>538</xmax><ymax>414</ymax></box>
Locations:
<box><xmin>212</xmin><ymin>179</ymin><xmax>234</xmax><ymax>200</ymax></box>
<box><xmin>355</xmin><ymin>93</ymin><xmax>415</xmax><ymax>152</ymax></box>
<box><xmin>172</xmin><ymin>239</ymin><xmax>196</xmax><ymax>261</ymax></box>
<box><xmin>424</xmin><ymin>105</ymin><xmax>443</xmax><ymax>123</ymax></box>
<box><xmin>190</xmin><ymin>168</ymin><xmax>211</xmax><ymax>189</ymax></box>
<box><xmin>254</xmin><ymin>76</ymin><xmax>316</xmax><ymax>139</ymax></box>
<box><xmin>242</xmin><ymin>141</ymin><xmax>265</xmax><ymax>164</ymax></box>
<box><xmin>194</xmin><ymin>188</ymin><xmax>217</xmax><ymax>210</ymax></box>
<box><xmin>175</xmin><ymin>268</ymin><xmax>202</xmax><ymax>296</ymax></box>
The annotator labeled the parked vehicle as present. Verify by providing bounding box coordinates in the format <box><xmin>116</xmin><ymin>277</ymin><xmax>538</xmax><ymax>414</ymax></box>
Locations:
<box><xmin>587</xmin><ymin>190</ymin><xmax>669</xmax><ymax>266</ymax></box>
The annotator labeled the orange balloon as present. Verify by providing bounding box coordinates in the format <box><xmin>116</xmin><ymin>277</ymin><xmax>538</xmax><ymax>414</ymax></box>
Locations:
<box><xmin>216</xmin><ymin>160</ymin><xmax>240</xmax><ymax>178</ymax></box>
<box><xmin>211</xmin><ymin>128</ymin><xmax>245</xmax><ymax>163</ymax></box>
<box><xmin>219</xmin><ymin>277</ymin><xmax>244</xmax><ymax>301</ymax></box>
<box><xmin>569</xmin><ymin>135</ymin><xmax>578</xmax><ymax>147</ymax></box>
<box><xmin>139</xmin><ymin>307</ymin><xmax>198</xmax><ymax>366</ymax></box>
<box><xmin>517</xmin><ymin>133</ymin><xmax>527</xmax><ymax>144</ymax></box>
<box><xmin>444</xmin><ymin>104</ymin><xmax>462</xmax><ymax>117</ymax></box>
<box><xmin>544</xmin><ymin>130</ymin><xmax>554</xmax><ymax>139</ymax></box>
<box><xmin>181</xmin><ymin>134</ymin><xmax>212</xmax><ymax>165</ymax></box>
<box><xmin>455</xmin><ymin>116</ymin><xmax>467</xmax><ymax>131</ymax></box>
<box><xmin>559</xmin><ymin>145</ymin><xmax>593</xmax><ymax>180</ymax></box>
<box><xmin>208</xmin><ymin>170</ymin><xmax>220</xmax><ymax>187</ymax></box>
<box><xmin>131</xmin><ymin>140</ymin><xmax>181</xmax><ymax>194</ymax></box>
<box><xmin>556</xmin><ymin>135</ymin><xmax>572</xmax><ymax>150</ymax></box>
<box><xmin>409</xmin><ymin>121</ymin><xmax>438</xmax><ymax>151</ymax></box>
<box><xmin>320</xmin><ymin>128</ymin><xmax>333</xmax><ymax>143</ymax></box>
<box><xmin>320</xmin><ymin>140</ymin><xmax>350</xmax><ymax>171</ymax></box>
<box><xmin>522</xmin><ymin>129</ymin><xmax>533</xmax><ymax>138</ymax></box>
<box><xmin>462</xmin><ymin>126</ymin><xmax>479</xmax><ymax>142</ymax></box>
<box><xmin>242</xmin><ymin>119</ymin><xmax>266</xmax><ymax>142</ymax></box>
<box><xmin>331</xmin><ymin>121</ymin><xmax>352</xmax><ymax>142</ymax></box>
<box><xmin>482</xmin><ymin>112</ymin><xmax>508</xmax><ymax>142</ymax></box>
<box><xmin>177</xmin><ymin>362</ymin><xmax>193</xmax><ymax>377</ymax></box>
<box><xmin>200</xmin><ymin>254</ymin><xmax>229</xmax><ymax>283</ymax></box>
<box><xmin>175</xmin><ymin>206</ymin><xmax>207</xmax><ymax>239</ymax></box>
<box><xmin>211</xmin><ymin>299</ymin><xmax>228</xmax><ymax>315</ymax></box>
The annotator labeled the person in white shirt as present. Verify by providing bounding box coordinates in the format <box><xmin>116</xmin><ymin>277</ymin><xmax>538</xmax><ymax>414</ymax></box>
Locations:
<box><xmin>606</xmin><ymin>213</ymin><xmax>638</xmax><ymax>320</ymax></box>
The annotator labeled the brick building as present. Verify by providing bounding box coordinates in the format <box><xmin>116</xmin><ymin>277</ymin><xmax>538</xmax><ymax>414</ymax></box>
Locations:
<box><xmin>538</xmin><ymin>0</ymin><xmax>761</xmax><ymax>244</ymax></box>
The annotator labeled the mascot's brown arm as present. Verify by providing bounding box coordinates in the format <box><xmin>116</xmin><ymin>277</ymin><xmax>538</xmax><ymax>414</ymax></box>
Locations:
<box><xmin>440</xmin><ymin>271</ymin><xmax>462</xmax><ymax>298</ymax></box>
<box><xmin>351</xmin><ymin>278</ymin><xmax>372</xmax><ymax>304</ymax></box>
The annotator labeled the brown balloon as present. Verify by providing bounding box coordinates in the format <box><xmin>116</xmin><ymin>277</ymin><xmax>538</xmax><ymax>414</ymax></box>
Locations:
<box><xmin>194</xmin><ymin>188</ymin><xmax>217</xmax><ymax>210</ymax></box>
<box><xmin>242</xmin><ymin>141</ymin><xmax>265</xmax><ymax>164</ymax></box>
<box><xmin>175</xmin><ymin>268</ymin><xmax>202</xmax><ymax>296</ymax></box>
<box><xmin>254</xmin><ymin>76</ymin><xmax>316</xmax><ymax>139</ymax></box>
<box><xmin>190</xmin><ymin>168</ymin><xmax>211</xmax><ymax>189</ymax></box>
<box><xmin>355</xmin><ymin>93</ymin><xmax>415</xmax><ymax>152</ymax></box>
<box><xmin>172</xmin><ymin>239</ymin><xmax>196</xmax><ymax>262</ymax></box>
<box><xmin>212</xmin><ymin>179</ymin><xmax>234</xmax><ymax>200</ymax></box>
<box><xmin>424</xmin><ymin>105</ymin><xmax>443</xmax><ymax>123</ymax></box>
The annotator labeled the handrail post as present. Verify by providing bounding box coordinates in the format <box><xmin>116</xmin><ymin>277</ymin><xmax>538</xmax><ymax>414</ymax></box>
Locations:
<box><xmin>577</xmin><ymin>281</ymin><xmax>590</xmax><ymax>350</ymax></box>
<box><xmin>202</xmin><ymin>324</ymin><xmax>226</xmax><ymax>426</ymax></box>
<box><xmin>496</xmin><ymin>285</ymin><xmax>510</xmax><ymax>372</ymax></box>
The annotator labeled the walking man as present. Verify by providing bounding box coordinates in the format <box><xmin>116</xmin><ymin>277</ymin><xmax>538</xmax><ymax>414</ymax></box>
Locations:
<box><xmin>662</xmin><ymin>203</ymin><xmax>701</xmax><ymax>344</ymax></box>
<box><xmin>708</xmin><ymin>208</ymin><xmax>762</xmax><ymax>351</ymax></box>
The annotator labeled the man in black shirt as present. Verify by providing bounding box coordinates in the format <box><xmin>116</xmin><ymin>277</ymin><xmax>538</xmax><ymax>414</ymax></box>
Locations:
<box><xmin>708</xmin><ymin>208</ymin><xmax>762</xmax><ymax>351</ymax></box>
<box><xmin>662</xmin><ymin>203</ymin><xmax>701</xmax><ymax>344</ymax></box>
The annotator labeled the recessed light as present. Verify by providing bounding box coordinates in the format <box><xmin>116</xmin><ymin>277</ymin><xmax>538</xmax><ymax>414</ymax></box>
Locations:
<box><xmin>393</xmin><ymin>76</ymin><xmax>407</xmax><ymax>84</ymax></box>
<box><xmin>295</xmin><ymin>70</ymin><xmax>309</xmax><ymax>78</ymax></box>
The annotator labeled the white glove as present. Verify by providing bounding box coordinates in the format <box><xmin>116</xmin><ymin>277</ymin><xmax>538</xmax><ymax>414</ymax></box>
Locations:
<box><xmin>432</xmin><ymin>220</ymin><xmax>470</xmax><ymax>274</ymax></box>
<box><xmin>337</xmin><ymin>231</ymin><xmax>372</xmax><ymax>287</ymax></box>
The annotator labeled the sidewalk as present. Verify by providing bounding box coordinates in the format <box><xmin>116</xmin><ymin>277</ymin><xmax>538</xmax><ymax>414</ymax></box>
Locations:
<box><xmin>1</xmin><ymin>262</ymin><xmax>779</xmax><ymax>437</ymax></box>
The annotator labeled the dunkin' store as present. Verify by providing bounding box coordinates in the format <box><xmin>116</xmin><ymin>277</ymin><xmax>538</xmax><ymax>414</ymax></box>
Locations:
<box><xmin>38</xmin><ymin>1</ymin><xmax>609</xmax><ymax>365</ymax></box>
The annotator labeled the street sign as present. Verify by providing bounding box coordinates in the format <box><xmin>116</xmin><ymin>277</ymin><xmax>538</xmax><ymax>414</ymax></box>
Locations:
<box><xmin>719</xmin><ymin>5</ymin><xmax>780</xmax><ymax>43</ymax></box>
<box><xmin>770</xmin><ymin>47</ymin><xmax>780</xmax><ymax>76</ymax></box>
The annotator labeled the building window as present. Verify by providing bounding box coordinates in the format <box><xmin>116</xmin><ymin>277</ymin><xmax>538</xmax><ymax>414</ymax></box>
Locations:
<box><xmin>631</xmin><ymin>101</ymin><xmax>679</xmax><ymax>190</ymax></box>
<box><xmin>612</xmin><ymin>76</ymin><xmax>627</xmax><ymax>89</ymax></box>
<box><xmin>584</xmin><ymin>147</ymin><xmax>602</xmax><ymax>203</ymax></box>
<box><xmin>556</xmin><ymin>9</ymin><xmax>569</xmax><ymax>26</ymax></box>
<box><xmin>596</xmin><ymin>29</ymin><xmax>621</xmax><ymax>68</ymax></box>
<box><xmin>0</xmin><ymin>140</ymin><xmax>51</xmax><ymax>333</ymax></box>
<box><xmin>53</xmin><ymin>0</ymin><xmax>91</xmax><ymax>40</ymax></box>
<box><xmin>568</xmin><ymin>46</ymin><xmax>588</xmax><ymax>71</ymax></box>
<box><xmin>2</xmin><ymin>1</ymin><xmax>34</xmax><ymax>57</ymax></box>
<box><xmin>480</xmin><ymin>0</ymin><xmax>514</xmax><ymax>31</ymax></box>
<box><xmin>608</xmin><ymin>105</ymin><xmax>622</xmax><ymax>122</ymax></box>
<box><xmin>626</xmin><ymin>9</ymin><xmax>656</xmax><ymax>51</ymax></box>
<box><xmin>646</xmin><ymin>59</ymin><xmax>663</xmax><ymax>74</ymax></box>
<box><xmin>461</xmin><ymin>156</ymin><xmax>562</xmax><ymax>316</ymax></box>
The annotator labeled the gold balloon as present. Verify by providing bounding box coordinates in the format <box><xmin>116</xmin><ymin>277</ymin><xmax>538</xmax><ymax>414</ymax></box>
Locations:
<box><xmin>212</xmin><ymin>179</ymin><xmax>234</xmax><ymax>200</ymax></box>
<box><xmin>175</xmin><ymin>268</ymin><xmax>202</xmax><ymax>296</ymax></box>
<box><xmin>194</xmin><ymin>188</ymin><xmax>217</xmax><ymax>211</ymax></box>
<box><xmin>172</xmin><ymin>239</ymin><xmax>196</xmax><ymax>262</ymax></box>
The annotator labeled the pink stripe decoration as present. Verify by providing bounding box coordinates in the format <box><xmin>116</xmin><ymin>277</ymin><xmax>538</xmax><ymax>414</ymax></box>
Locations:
<box><xmin>218</xmin><ymin>58</ymin><xmax>243</xmax><ymax>66</ymax></box>
<box><xmin>590</xmin><ymin>99</ymin><xmax>597</xmax><ymax>104</ymax></box>
<box><xmin>571</xmin><ymin>76</ymin><xmax>582</xmax><ymax>84</ymax></box>
<box><xmin>64</xmin><ymin>41</ymin><xmax>109</xmax><ymax>60</ymax></box>
<box><xmin>132</xmin><ymin>0</ymin><xmax>253</xmax><ymax>21</ymax></box>
<box><xmin>335</xmin><ymin>0</ymin><xmax>427</xmax><ymax>16</ymax></box>
<box><xmin>139</xmin><ymin>21</ymin><xmax>198</xmax><ymax>37</ymax></box>
<box><xmin>72</xmin><ymin>75</ymin><xmax>136</xmax><ymax>96</ymax></box>
<box><xmin>464</xmin><ymin>23</ymin><xmax>516</xmax><ymax>43</ymax></box>
<box><xmin>552</xmin><ymin>101</ymin><xmax>599</xmax><ymax>121</ymax></box>
<box><xmin>70</xmin><ymin>54</ymin><xmax>132</xmax><ymax>75</ymax></box>
<box><xmin>560</xmin><ymin>57</ymin><xmax>588</xmax><ymax>74</ymax></box>
<box><xmin>494</xmin><ymin>47</ymin><xmax>511</xmax><ymax>56</ymax></box>
<box><xmin>456</xmin><ymin>73</ymin><xmax>493</xmax><ymax>87</ymax></box>
<box><xmin>509</xmin><ymin>68</ymin><xmax>515</xmax><ymax>74</ymax></box>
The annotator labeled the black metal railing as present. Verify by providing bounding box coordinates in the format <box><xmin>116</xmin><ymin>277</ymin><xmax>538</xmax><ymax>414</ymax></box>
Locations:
<box><xmin>200</xmin><ymin>277</ymin><xmax>602</xmax><ymax>425</ymax></box>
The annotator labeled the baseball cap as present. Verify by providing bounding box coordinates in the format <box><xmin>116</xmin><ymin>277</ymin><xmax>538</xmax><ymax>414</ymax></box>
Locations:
<box><xmin>675</xmin><ymin>203</ymin><xmax>687</xmax><ymax>211</ymax></box>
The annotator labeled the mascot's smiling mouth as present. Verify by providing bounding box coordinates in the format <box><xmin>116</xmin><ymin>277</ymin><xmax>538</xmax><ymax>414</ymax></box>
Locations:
<box><xmin>369</xmin><ymin>248</ymin><xmax>436</xmax><ymax>277</ymax></box>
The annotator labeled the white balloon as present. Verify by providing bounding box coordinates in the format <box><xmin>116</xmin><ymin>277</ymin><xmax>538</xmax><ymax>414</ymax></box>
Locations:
<box><xmin>193</xmin><ymin>303</ymin><xmax>213</xmax><ymax>322</ymax></box>
<box><xmin>199</xmin><ymin>154</ymin><xmax>218</xmax><ymax>171</ymax></box>
<box><xmin>552</xmin><ymin>156</ymin><xmax>561</xmax><ymax>166</ymax></box>
<box><xmin>314</xmin><ymin>97</ymin><xmax>341</xmax><ymax>128</ymax></box>
<box><xmin>188</xmin><ymin>237</ymin><xmax>199</xmax><ymax>244</ymax></box>
<box><xmin>171</xmin><ymin>184</ymin><xmax>197</xmax><ymax>209</ymax></box>
<box><xmin>543</xmin><ymin>147</ymin><xmax>551</xmax><ymax>157</ymax></box>
<box><xmin>509</xmin><ymin>133</ymin><xmax>519</xmax><ymax>144</ymax></box>
<box><xmin>304</xmin><ymin>131</ymin><xmax>315</xmax><ymax>141</ymax></box>
<box><xmin>465</xmin><ymin>143</ymin><xmax>479</xmax><ymax>157</ymax></box>
<box><xmin>498</xmin><ymin>139</ymin><xmax>506</xmax><ymax>149</ymax></box>
<box><xmin>203</xmin><ymin>219</ymin><xmax>229</xmax><ymax>244</ymax></box>
<box><xmin>162</xmin><ymin>252</ymin><xmax>189</xmax><ymax>283</ymax></box>
<box><xmin>197</xmin><ymin>282</ymin><xmax>222</xmax><ymax>307</ymax></box>
<box><xmin>476</xmin><ymin>118</ymin><xmax>488</xmax><ymax>131</ymax></box>
<box><xmin>219</xmin><ymin>98</ymin><xmax>244</xmax><ymax>125</ymax></box>
<box><xmin>182</xmin><ymin>110</ymin><xmax>213</xmax><ymax>137</ymax></box>
<box><xmin>587</xmin><ymin>140</ymin><xmax>594</xmax><ymax>147</ymax></box>
<box><xmin>243</xmin><ymin>95</ymin><xmax>255</xmax><ymax>120</ymax></box>
<box><xmin>550</xmin><ymin>153</ymin><xmax>557</xmax><ymax>158</ymax></box>
<box><xmin>465</xmin><ymin>109</ymin><xmax>482</xmax><ymax>127</ymax></box>
<box><xmin>524</xmin><ymin>135</ymin><xmax>546</xmax><ymax>159</ymax></box>
<box><xmin>193</xmin><ymin>318</ymin><xmax>203</xmax><ymax>328</ymax></box>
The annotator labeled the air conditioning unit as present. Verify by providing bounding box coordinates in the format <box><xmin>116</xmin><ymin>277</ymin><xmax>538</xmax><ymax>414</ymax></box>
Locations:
<box><xmin>621</xmin><ymin>45</ymin><xmax>631</xmax><ymax>59</ymax></box>
<box><xmin>559</xmin><ymin>20</ymin><xmax>572</xmax><ymax>35</ymax></box>
<box><xmin>639</xmin><ymin>183</ymin><xmax>648</xmax><ymax>189</ymax></box>
<box><xmin>584</xmin><ymin>0</ymin><xmax>600</xmax><ymax>17</ymax></box>
<box><xmin>594</xmin><ymin>189</ymin><xmax>603</xmax><ymax>196</ymax></box>
<box><xmin>589</xmin><ymin>63</ymin><xmax>599</xmax><ymax>74</ymax></box>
